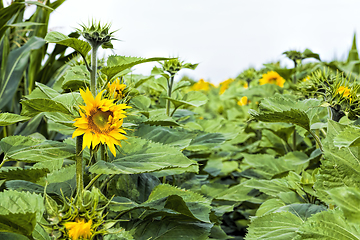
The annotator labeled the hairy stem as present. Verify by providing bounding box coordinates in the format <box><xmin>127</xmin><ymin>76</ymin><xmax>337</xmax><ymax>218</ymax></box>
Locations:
<box><xmin>309</xmin><ymin>130</ymin><xmax>323</xmax><ymax>152</ymax></box>
<box><xmin>75</xmin><ymin>136</ymin><xmax>84</xmax><ymax>195</ymax></box>
<box><xmin>90</xmin><ymin>45</ymin><xmax>99</xmax><ymax>96</ymax></box>
<box><xmin>166</xmin><ymin>75</ymin><xmax>175</xmax><ymax>116</ymax></box>
<box><xmin>85</xmin><ymin>173</ymin><xmax>102</xmax><ymax>191</ymax></box>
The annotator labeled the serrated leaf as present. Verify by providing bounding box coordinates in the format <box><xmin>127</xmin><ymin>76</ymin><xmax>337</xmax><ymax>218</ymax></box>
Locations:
<box><xmin>0</xmin><ymin>212</ymin><xmax>37</xmax><ymax>238</ymax></box>
<box><xmin>0</xmin><ymin>113</ymin><xmax>30</xmax><ymax>126</ymax></box>
<box><xmin>89</xmin><ymin>137</ymin><xmax>197</xmax><ymax>175</ymax></box>
<box><xmin>246</xmin><ymin>211</ymin><xmax>303</xmax><ymax>240</ymax></box>
<box><xmin>165</xmin><ymin>91</ymin><xmax>208</xmax><ymax>110</ymax></box>
<box><xmin>132</xmin><ymin>219</ymin><xmax>211</xmax><ymax>240</ymax></box>
<box><xmin>0</xmin><ymin>167</ymin><xmax>49</xmax><ymax>182</ymax></box>
<box><xmin>0</xmin><ymin>136</ymin><xmax>75</xmax><ymax>162</ymax></box>
<box><xmin>0</xmin><ymin>190</ymin><xmax>45</xmax><ymax>221</ymax></box>
<box><xmin>333</xmin><ymin>126</ymin><xmax>360</xmax><ymax>148</ymax></box>
<box><xmin>298</xmin><ymin>209</ymin><xmax>360</xmax><ymax>239</ymax></box>
<box><xmin>21</xmin><ymin>98</ymin><xmax>73</xmax><ymax>116</ymax></box>
<box><xmin>327</xmin><ymin>187</ymin><xmax>360</xmax><ymax>223</ymax></box>
<box><xmin>45</xmin><ymin>31</ymin><xmax>91</xmax><ymax>57</ymax></box>
<box><xmin>102</xmin><ymin>56</ymin><xmax>171</xmax><ymax>80</ymax></box>
<box><xmin>61</xmin><ymin>65</ymin><xmax>90</xmax><ymax>91</ymax></box>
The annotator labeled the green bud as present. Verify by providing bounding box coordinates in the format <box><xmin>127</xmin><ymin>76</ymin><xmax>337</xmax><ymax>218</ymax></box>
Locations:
<box><xmin>162</xmin><ymin>59</ymin><xmax>183</xmax><ymax>76</ymax></box>
<box><xmin>77</xmin><ymin>20</ymin><xmax>116</xmax><ymax>49</ymax></box>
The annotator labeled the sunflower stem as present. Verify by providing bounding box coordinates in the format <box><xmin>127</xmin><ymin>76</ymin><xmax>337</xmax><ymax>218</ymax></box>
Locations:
<box><xmin>166</xmin><ymin>75</ymin><xmax>175</xmax><ymax>116</ymax></box>
<box><xmin>90</xmin><ymin>45</ymin><xmax>100</xmax><ymax>96</ymax></box>
<box><xmin>75</xmin><ymin>136</ymin><xmax>84</xmax><ymax>196</ymax></box>
<box><xmin>101</xmin><ymin>144</ymin><xmax>107</xmax><ymax>162</ymax></box>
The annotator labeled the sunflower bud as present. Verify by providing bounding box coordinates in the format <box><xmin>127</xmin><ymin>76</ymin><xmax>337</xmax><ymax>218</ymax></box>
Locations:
<box><xmin>162</xmin><ymin>59</ymin><xmax>183</xmax><ymax>76</ymax></box>
<box><xmin>77</xmin><ymin>21</ymin><xmax>116</xmax><ymax>49</ymax></box>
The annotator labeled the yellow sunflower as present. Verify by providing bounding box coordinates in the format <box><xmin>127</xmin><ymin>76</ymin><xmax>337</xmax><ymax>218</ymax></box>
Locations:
<box><xmin>237</xmin><ymin>96</ymin><xmax>249</xmax><ymax>106</ymax></box>
<box><xmin>190</xmin><ymin>79</ymin><xmax>214</xmax><ymax>91</ymax></box>
<box><xmin>219</xmin><ymin>78</ymin><xmax>234</xmax><ymax>95</ymax></box>
<box><xmin>72</xmin><ymin>88</ymin><xmax>131</xmax><ymax>156</ymax></box>
<box><xmin>107</xmin><ymin>78</ymin><xmax>126</xmax><ymax>100</ymax></box>
<box><xmin>336</xmin><ymin>86</ymin><xmax>351</xmax><ymax>98</ymax></box>
<box><xmin>259</xmin><ymin>71</ymin><xmax>285</xmax><ymax>87</ymax></box>
<box><xmin>64</xmin><ymin>218</ymin><xmax>92</xmax><ymax>240</ymax></box>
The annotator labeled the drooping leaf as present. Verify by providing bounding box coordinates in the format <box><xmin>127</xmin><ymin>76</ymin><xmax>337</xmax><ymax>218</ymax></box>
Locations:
<box><xmin>89</xmin><ymin>137</ymin><xmax>197</xmax><ymax>175</ymax></box>
<box><xmin>0</xmin><ymin>37</ymin><xmax>45</xmax><ymax>109</ymax></box>
<box><xmin>0</xmin><ymin>167</ymin><xmax>49</xmax><ymax>182</ymax></box>
<box><xmin>0</xmin><ymin>212</ymin><xmax>37</xmax><ymax>238</ymax></box>
<box><xmin>44</xmin><ymin>31</ymin><xmax>91</xmax><ymax>58</ymax></box>
<box><xmin>0</xmin><ymin>135</ymin><xmax>75</xmax><ymax>163</ymax></box>
<box><xmin>102</xmin><ymin>56</ymin><xmax>171</xmax><ymax>80</ymax></box>
<box><xmin>0</xmin><ymin>113</ymin><xmax>30</xmax><ymax>126</ymax></box>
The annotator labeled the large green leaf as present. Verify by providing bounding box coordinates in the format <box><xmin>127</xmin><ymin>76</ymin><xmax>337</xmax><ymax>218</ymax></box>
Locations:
<box><xmin>0</xmin><ymin>212</ymin><xmax>36</xmax><ymax>238</ymax></box>
<box><xmin>327</xmin><ymin>187</ymin><xmax>360</xmax><ymax>223</ymax></box>
<box><xmin>101</xmin><ymin>55</ymin><xmax>171</xmax><ymax>80</ymax></box>
<box><xmin>0</xmin><ymin>167</ymin><xmax>49</xmax><ymax>182</ymax></box>
<box><xmin>132</xmin><ymin>219</ymin><xmax>211</xmax><ymax>240</ymax></box>
<box><xmin>246</xmin><ymin>211</ymin><xmax>303</xmax><ymax>240</ymax></box>
<box><xmin>333</xmin><ymin>125</ymin><xmax>360</xmax><ymax>148</ymax></box>
<box><xmin>298</xmin><ymin>209</ymin><xmax>360</xmax><ymax>239</ymax></box>
<box><xmin>0</xmin><ymin>135</ymin><xmax>75</xmax><ymax>162</ymax></box>
<box><xmin>44</xmin><ymin>31</ymin><xmax>91</xmax><ymax>58</ymax></box>
<box><xmin>315</xmin><ymin>120</ymin><xmax>360</xmax><ymax>202</ymax></box>
<box><xmin>89</xmin><ymin>137</ymin><xmax>197</xmax><ymax>175</ymax></box>
<box><xmin>0</xmin><ymin>113</ymin><xmax>30</xmax><ymax>126</ymax></box>
<box><xmin>0</xmin><ymin>36</ymin><xmax>45</xmax><ymax>109</ymax></box>
<box><xmin>21</xmin><ymin>98</ymin><xmax>74</xmax><ymax>117</ymax></box>
<box><xmin>249</xmin><ymin>95</ymin><xmax>322</xmax><ymax>132</ymax></box>
<box><xmin>165</xmin><ymin>91</ymin><xmax>208</xmax><ymax>110</ymax></box>
<box><xmin>0</xmin><ymin>190</ymin><xmax>44</xmax><ymax>221</ymax></box>
<box><xmin>61</xmin><ymin>65</ymin><xmax>90</xmax><ymax>91</ymax></box>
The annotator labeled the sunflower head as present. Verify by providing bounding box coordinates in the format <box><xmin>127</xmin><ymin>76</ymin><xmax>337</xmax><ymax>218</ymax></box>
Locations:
<box><xmin>219</xmin><ymin>78</ymin><xmax>234</xmax><ymax>95</ymax></box>
<box><xmin>64</xmin><ymin>218</ymin><xmax>92</xmax><ymax>240</ymax></box>
<box><xmin>259</xmin><ymin>71</ymin><xmax>286</xmax><ymax>88</ymax></box>
<box><xmin>107</xmin><ymin>78</ymin><xmax>127</xmax><ymax>100</ymax></box>
<box><xmin>72</xmin><ymin>88</ymin><xmax>131</xmax><ymax>156</ymax></box>
<box><xmin>190</xmin><ymin>79</ymin><xmax>214</xmax><ymax>91</ymax></box>
<box><xmin>237</xmin><ymin>96</ymin><xmax>249</xmax><ymax>106</ymax></box>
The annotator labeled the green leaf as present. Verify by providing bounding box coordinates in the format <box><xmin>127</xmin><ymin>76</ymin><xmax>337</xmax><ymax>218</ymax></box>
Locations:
<box><xmin>0</xmin><ymin>113</ymin><xmax>30</xmax><ymax>126</ymax></box>
<box><xmin>298</xmin><ymin>209</ymin><xmax>360</xmax><ymax>239</ymax></box>
<box><xmin>246</xmin><ymin>212</ymin><xmax>303</xmax><ymax>240</ymax></box>
<box><xmin>61</xmin><ymin>65</ymin><xmax>90</xmax><ymax>91</ymax></box>
<box><xmin>0</xmin><ymin>190</ymin><xmax>45</xmax><ymax>221</ymax></box>
<box><xmin>327</xmin><ymin>187</ymin><xmax>360</xmax><ymax>223</ymax></box>
<box><xmin>249</xmin><ymin>96</ymin><xmax>321</xmax><ymax>132</ymax></box>
<box><xmin>0</xmin><ymin>36</ymin><xmax>45</xmax><ymax>109</ymax></box>
<box><xmin>0</xmin><ymin>167</ymin><xmax>49</xmax><ymax>182</ymax></box>
<box><xmin>132</xmin><ymin>219</ymin><xmax>211</xmax><ymax>240</ymax></box>
<box><xmin>21</xmin><ymin>98</ymin><xmax>73</xmax><ymax>116</ymax></box>
<box><xmin>302</xmin><ymin>48</ymin><xmax>321</xmax><ymax>61</ymax></box>
<box><xmin>89</xmin><ymin>137</ymin><xmax>197</xmax><ymax>175</ymax></box>
<box><xmin>102</xmin><ymin>56</ymin><xmax>171</xmax><ymax>80</ymax></box>
<box><xmin>44</xmin><ymin>31</ymin><xmax>91</xmax><ymax>57</ymax></box>
<box><xmin>0</xmin><ymin>136</ymin><xmax>75</xmax><ymax>163</ymax></box>
<box><xmin>333</xmin><ymin>126</ymin><xmax>360</xmax><ymax>148</ymax></box>
<box><xmin>256</xmin><ymin>199</ymin><xmax>286</xmax><ymax>217</ymax></box>
<box><xmin>0</xmin><ymin>212</ymin><xmax>36</xmax><ymax>238</ymax></box>
<box><xmin>0</xmin><ymin>232</ymin><xmax>29</xmax><ymax>240</ymax></box>
<box><xmin>32</xmin><ymin>223</ymin><xmax>51</xmax><ymax>240</ymax></box>
<box><xmin>165</xmin><ymin>91</ymin><xmax>208</xmax><ymax>110</ymax></box>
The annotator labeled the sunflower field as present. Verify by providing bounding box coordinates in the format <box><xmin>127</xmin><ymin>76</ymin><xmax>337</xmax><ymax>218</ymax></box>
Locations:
<box><xmin>2</xmin><ymin>1</ymin><xmax>360</xmax><ymax>240</ymax></box>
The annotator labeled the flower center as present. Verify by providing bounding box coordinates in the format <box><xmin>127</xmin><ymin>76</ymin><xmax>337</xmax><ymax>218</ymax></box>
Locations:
<box><xmin>92</xmin><ymin>110</ymin><xmax>112</xmax><ymax>130</ymax></box>
<box><xmin>268</xmin><ymin>77</ymin><xmax>277</xmax><ymax>83</ymax></box>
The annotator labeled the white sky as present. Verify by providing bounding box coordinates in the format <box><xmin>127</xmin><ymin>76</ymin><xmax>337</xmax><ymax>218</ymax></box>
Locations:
<box><xmin>44</xmin><ymin>0</ymin><xmax>360</xmax><ymax>84</ymax></box>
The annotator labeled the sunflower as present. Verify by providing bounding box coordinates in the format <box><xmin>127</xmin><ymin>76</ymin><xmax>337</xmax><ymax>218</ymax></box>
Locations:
<box><xmin>259</xmin><ymin>71</ymin><xmax>285</xmax><ymax>87</ymax></box>
<box><xmin>237</xmin><ymin>96</ymin><xmax>249</xmax><ymax>106</ymax></box>
<box><xmin>190</xmin><ymin>79</ymin><xmax>214</xmax><ymax>91</ymax></box>
<box><xmin>219</xmin><ymin>78</ymin><xmax>234</xmax><ymax>95</ymax></box>
<box><xmin>336</xmin><ymin>86</ymin><xmax>351</xmax><ymax>98</ymax></box>
<box><xmin>72</xmin><ymin>88</ymin><xmax>131</xmax><ymax>156</ymax></box>
<box><xmin>107</xmin><ymin>78</ymin><xmax>126</xmax><ymax>100</ymax></box>
<box><xmin>64</xmin><ymin>218</ymin><xmax>92</xmax><ymax>240</ymax></box>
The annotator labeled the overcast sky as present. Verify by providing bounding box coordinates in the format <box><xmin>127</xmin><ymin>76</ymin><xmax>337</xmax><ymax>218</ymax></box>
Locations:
<box><xmin>44</xmin><ymin>0</ymin><xmax>360</xmax><ymax>84</ymax></box>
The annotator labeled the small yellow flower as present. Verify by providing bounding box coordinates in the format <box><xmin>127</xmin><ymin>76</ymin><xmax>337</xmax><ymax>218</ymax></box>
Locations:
<box><xmin>259</xmin><ymin>71</ymin><xmax>285</xmax><ymax>87</ymax></box>
<box><xmin>237</xmin><ymin>96</ymin><xmax>249</xmax><ymax>106</ymax></box>
<box><xmin>243</xmin><ymin>82</ymin><xmax>248</xmax><ymax>89</ymax></box>
<box><xmin>64</xmin><ymin>218</ymin><xmax>92</xmax><ymax>240</ymax></box>
<box><xmin>302</xmin><ymin>76</ymin><xmax>310</xmax><ymax>82</ymax></box>
<box><xmin>219</xmin><ymin>78</ymin><xmax>234</xmax><ymax>95</ymax></box>
<box><xmin>72</xmin><ymin>88</ymin><xmax>131</xmax><ymax>156</ymax></box>
<box><xmin>336</xmin><ymin>86</ymin><xmax>351</xmax><ymax>98</ymax></box>
<box><xmin>107</xmin><ymin>78</ymin><xmax>126</xmax><ymax>100</ymax></box>
<box><xmin>190</xmin><ymin>79</ymin><xmax>214</xmax><ymax>91</ymax></box>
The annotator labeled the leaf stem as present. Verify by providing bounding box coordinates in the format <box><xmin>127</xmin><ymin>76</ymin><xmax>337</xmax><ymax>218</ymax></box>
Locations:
<box><xmin>85</xmin><ymin>173</ymin><xmax>102</xmax><ymax>190</ymax></box>
<box><xmin>309</xmin><ymin>130</ymin><xmax>323</xmax><ymax>152</ymax></box>
<box><xmin>0</xmin><ymin>158</ymin><xmax>7</xmax><ymax>169</ymax></box>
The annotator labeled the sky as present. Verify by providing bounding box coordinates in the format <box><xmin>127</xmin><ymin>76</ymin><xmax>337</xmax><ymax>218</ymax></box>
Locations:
<box><xmin>33</xmin><ymin>0</ymin><xmax>360</xmax><ymax>83</ymax></box>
